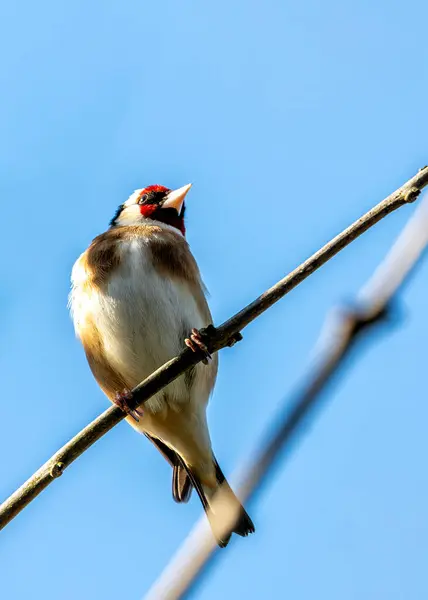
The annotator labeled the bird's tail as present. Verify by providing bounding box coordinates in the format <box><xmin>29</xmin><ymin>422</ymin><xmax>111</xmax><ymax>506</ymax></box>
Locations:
<box><xmin>181</xmin><ymin>455</ymin><xmax>255</xmax><ymax>548</ymax></box>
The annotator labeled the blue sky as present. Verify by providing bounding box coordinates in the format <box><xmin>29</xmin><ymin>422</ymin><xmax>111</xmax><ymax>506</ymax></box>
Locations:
<box><xmin>1</xmin><ymin>1</ymin><xmax>428</xmax><ymax>598</ymax></box>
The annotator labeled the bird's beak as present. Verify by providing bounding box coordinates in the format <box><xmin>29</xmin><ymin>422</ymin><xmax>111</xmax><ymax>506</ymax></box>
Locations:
<box><xmin>163</xmin><ymin>183</ymin><xmax>192</xmax><ymax>212</ymax></box>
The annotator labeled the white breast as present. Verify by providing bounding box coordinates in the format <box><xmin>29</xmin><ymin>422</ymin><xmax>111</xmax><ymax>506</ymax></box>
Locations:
<box><xmin>70</xmin><ymin>237</ymin><xmax>208</xmax><ymax>413</ymax></box>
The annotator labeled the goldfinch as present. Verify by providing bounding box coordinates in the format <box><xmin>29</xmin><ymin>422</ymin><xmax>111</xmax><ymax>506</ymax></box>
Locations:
<box><xmin>69</xmin><ymin>183</ymin><xmax>254</xmax><ymax>546</ymax></box>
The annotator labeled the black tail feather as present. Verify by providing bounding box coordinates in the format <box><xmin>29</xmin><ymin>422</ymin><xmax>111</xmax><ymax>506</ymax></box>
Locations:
<box><xmin>180</xmin><ymin>461</ymin><xmax>231</xmax><ymax>548</ymax></box>
<box><xmin>144</xmin><ymin>433</ymin><xmax>255</xmax><ymax>546</ymax></box>
<box><xmin>213</xmin><ymin>457</ymin><xmax>255</xmax><ymax>538</ymax></box>
<box><xmin>180</xmin><ymin>456</ymin><xmax>255</xmax><ymax>547</ymax></box>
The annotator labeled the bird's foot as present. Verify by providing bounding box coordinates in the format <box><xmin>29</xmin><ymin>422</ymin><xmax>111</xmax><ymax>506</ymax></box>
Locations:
<box><xmin>113</xmin><ymin>389</ymin><xmax>143</xmax><ymax>423</ymax></box>
<box><xmin>185</xmin><ymin>328</ymin><xmax>212</xmax><ymax>364</ymax></box>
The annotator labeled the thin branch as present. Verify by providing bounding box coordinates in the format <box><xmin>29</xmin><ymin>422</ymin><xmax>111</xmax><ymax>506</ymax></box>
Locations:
<box><xmin>145</xmin><ymin>191</ymin><xmax>428</xmax><ymax>600</ymax></box>
<box><xmin>1</xmin><ymin>168</ymin><xmax>427</xmax><ymax>531</ymax></box>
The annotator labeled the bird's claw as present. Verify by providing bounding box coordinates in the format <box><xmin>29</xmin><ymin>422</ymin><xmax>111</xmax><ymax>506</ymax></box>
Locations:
<box><xmin>113</xmin><ymin>389</ymin><xmax>143</xmax><ymax>422</ymax></box>
<box><xmin>185</xmin><ymin>328</ymin><xmax>212</xmax><ymax>364</ymax></box>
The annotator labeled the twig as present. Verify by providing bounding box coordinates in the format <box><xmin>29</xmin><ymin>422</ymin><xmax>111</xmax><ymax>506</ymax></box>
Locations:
<box><xmin>145</xmin><ymin>191</ymin><xmax>428</xmax><ymax>600</ymax></box>
<box><xmin>1</xmin><ymin>168</ymin><xmax>427</xmax><ymax>531</ymax></box>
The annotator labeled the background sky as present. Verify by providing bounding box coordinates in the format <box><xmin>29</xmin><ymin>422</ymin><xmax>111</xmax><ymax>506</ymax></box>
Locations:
<box><xmin>1</xmin><ymin>1</ymin><xmax>428</xmax><ymax>598</ymax></box>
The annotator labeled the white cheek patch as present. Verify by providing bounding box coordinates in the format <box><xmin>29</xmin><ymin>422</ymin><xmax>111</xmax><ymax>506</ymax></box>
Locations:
<box><xmin>117</xmin><ymin>205</ymin><xmax>144</xmax><ymax>226</ymax></box>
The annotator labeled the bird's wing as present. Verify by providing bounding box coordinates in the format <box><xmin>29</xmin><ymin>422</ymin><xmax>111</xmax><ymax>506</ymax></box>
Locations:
<box><xmin>148</xmin><ymin>228</ymin><xmax>214</xmax><ymax>324</ymax></box>
<box><xmin>144</xmin><ymin>433</ymin><xmax>192</xmax><ymax>503</ymax></box>
<box><xmin>79</xmin><ymin>318</ymin><xmax>129</xmax><ymax>400</ymax></box>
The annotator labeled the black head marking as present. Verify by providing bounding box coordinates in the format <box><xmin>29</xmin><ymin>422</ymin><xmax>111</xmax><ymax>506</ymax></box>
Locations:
<box><xmin>138</xmin><ymin>189</ymin><xmax>169</xmax><ymax>206</ymax></box>
<box><xmin>109</xmin><ymin>204</ymin><xmax>124</xmax><ymax>228</ymax></box>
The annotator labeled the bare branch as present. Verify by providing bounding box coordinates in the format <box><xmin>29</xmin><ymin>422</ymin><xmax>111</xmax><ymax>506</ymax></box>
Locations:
<box><xmin>1</xmin><ymin>168</ymin><xmax>427</xmax><ymax>531</ymax></box>
<box><xmin>145</xmin><ymin>191</ymin><xmax>428</xmax><ymax>600</ymax></box>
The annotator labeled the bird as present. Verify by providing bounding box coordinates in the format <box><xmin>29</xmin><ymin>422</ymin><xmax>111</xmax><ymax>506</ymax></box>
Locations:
<box><xmin>69</xmin><ymin>183</ymin><xmax>254</xmax><ymax>547</ymax></box>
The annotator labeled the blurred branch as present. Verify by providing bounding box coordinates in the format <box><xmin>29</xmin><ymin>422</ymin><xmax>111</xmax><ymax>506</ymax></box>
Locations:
<box><xmin>145</xmin><ymin>190</ymin><xmax>428</xmax><ymax>600</ymax></box>
<box><xmin>1</xmin><ymin>167</ymin><xmax>427</xmax><ymax>531</ymax></box>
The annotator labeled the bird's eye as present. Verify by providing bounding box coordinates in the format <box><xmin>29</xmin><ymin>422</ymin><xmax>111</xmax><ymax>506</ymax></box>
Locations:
<box><xmin>138</xmin><ymin>194</ymin><xmax>148</xmax><ymax>205</ymax></box>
